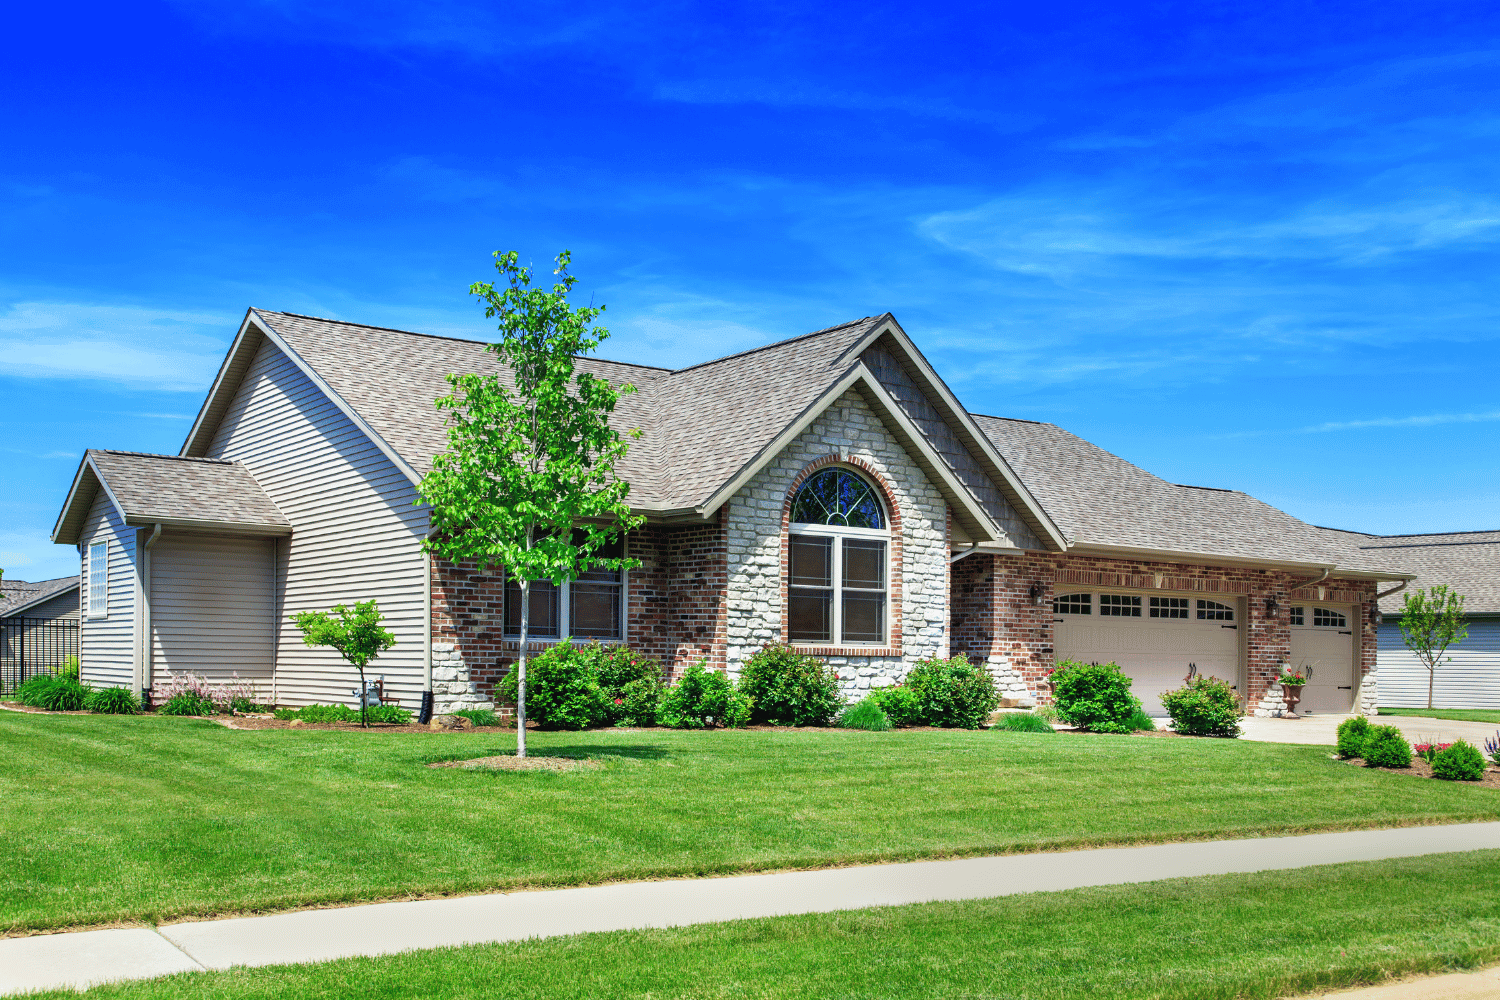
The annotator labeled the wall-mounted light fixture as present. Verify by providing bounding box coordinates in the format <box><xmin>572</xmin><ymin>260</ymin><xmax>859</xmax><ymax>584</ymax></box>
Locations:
<box><xmin>1028</xmin><ymin>583</ymin><xmax>1044</xmax><ymax>606</ymax></box>
<box><xmin>1264</xmin><ymin>598</ymin><xmax>1279</xmax><ymax>616</ymax></box>
<box><xmin>1370</xmin><ymin>606</ymin><xmax>1383</xmax><ymax>626</ymax></box>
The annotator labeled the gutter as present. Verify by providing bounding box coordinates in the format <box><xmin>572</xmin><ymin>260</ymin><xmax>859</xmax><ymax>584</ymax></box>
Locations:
<box><xmin>142</xmin><ymin>523</ymin><xmax>162</xmax><ymax>696</ymax></box>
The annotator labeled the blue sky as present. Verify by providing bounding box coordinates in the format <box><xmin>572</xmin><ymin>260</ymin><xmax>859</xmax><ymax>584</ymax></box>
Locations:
<box><xmin>4</xmin><ymin>1</ymin><xmax>1498</xmax><ymax>581</ymax></box>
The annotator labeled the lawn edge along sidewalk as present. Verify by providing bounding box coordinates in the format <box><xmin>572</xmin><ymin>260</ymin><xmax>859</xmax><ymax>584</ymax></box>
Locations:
<box><xmin>3</xmin><ymin>823</ymin><xmax>1498</xmax><ymax>996</ymax></box>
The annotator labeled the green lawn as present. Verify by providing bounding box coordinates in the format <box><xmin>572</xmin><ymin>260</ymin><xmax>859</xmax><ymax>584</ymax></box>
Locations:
<box><xmin>41</xmin><ymin>851</ymin><xmax>1500</xmax><ymax>1000</ymax></box>
<box><xmin>1380</xmin><ymin>707</ymin><xmax>1500</xmax><ymax>725</ymax></box>
<box><xmin>4</xmin><ymin>711</ymin><xmax>1500</xmax><ymax>933</ymax></box>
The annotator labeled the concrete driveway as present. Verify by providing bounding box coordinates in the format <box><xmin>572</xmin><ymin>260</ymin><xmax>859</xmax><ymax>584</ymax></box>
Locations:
<box><xmin>1238</xmin><ymin>713</ymin><xmax>1499</xmax><ymax>747</ymax></box>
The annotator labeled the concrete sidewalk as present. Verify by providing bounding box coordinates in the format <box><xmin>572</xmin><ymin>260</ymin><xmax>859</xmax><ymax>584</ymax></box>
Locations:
<box><xmin>4</xmin><ymin>822</ymin><xmax>1498</xmax><ymax>996</ymax></box>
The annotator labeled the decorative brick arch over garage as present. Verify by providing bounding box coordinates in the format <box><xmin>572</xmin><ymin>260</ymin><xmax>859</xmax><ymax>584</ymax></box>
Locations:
<box><xmin>779</xmin><ymin>454</ymin><xmax>906</xmax><ymax>657</ymax></box>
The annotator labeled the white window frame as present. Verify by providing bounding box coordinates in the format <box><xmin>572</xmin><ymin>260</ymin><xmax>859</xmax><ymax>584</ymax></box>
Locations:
<box><xmin>501</xmin><ymin>539</ymin><xmax>630</xmax><ymax>643</ymax></box>
<box><xmin>788</xmin><ymin>521</ymin><xmax>891</xmax><ymax>646</ymax></box>
<box><xmin>87</xmin><ymin>541</ymin><xmax>108</xmax><ymax>619</ymax></box>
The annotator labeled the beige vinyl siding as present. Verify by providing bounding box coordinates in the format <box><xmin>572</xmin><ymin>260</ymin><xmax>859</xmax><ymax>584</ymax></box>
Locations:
<box><xmin>1378</xmin><ymin>621</ymin><xmax>1500</xmax><ymax>709</ymax></box>
<box><xmin>207</xmin><ymin>339</ymin><xmax>428</xmax><ymax>708</ymax></box>
<box><xmin>79</xmin><ymin>491</ymin><xmax>136</xmax><ymax>689</ymax></box>
<box><xmin>11</xmin><ymin>588</ymin><xmax>80</xmax><ymax>622</ymax></box>
<box><xmin>150</xmin><ymin>532</ymin><xmax>275</xmax><ymax>690</ymax></box>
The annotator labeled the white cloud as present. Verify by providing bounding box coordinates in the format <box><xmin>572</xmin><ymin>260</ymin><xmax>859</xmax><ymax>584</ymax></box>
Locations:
<box><xmin>1208</xmin><ymin>410</ymin><xmax>1500</xmax><ymax>440</ymax></box>
<box><xmin>0</xmin><ymin>302</ymin><xmax>232</xmax><ymax>390</ymax></box>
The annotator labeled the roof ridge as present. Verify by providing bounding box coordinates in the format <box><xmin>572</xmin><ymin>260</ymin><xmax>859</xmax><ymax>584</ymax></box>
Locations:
<box><xmin>1365</xmin><ymin>528</ymin><xmax>1500</xmax><ymax>540</ymax></box>
<box><xmin>94</xmin><ymin>449</ymin><xmax>236</xmax><ymax>465</ymax></box>
<box><xmin>968</xmin><ymin>412</ymin><xmax>1049</xmax><ymax>426</ymax></box>
<box><xmin>256</xmin><ymin>309</ymin><xmax>674</xmax><ymax>373</ymax></box>
<box><xmin>665</xmin><ymin>316</ymin><xmax>877</xmax><ymax>376</ymax></box>
<box><xmin>1174</xmin><ymin>483</ymin><xmax>1239</xmax><ymax>493</ymax></box>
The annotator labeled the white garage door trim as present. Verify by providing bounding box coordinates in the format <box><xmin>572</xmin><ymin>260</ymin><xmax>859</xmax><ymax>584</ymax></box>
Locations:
<box><xmin>1053</xmin><ymin>590</ymin><xmax>1244</xmax><ymax>716</ymax></box>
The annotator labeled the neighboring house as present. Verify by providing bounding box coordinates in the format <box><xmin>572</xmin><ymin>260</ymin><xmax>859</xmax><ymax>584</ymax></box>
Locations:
<box><xmin>51</xmin><ymin>309</ymin><xmax>1416</xmax><ymax>716</ymax></box>
<box><xmin>0</xmin><ymin>576</ymin><xmax>80</xmax><ymax>622</ymax></box>
<box><xmin>1353</xmin><ymin>531</ymin><xmax>1499</xmax><ymax>709</ymax></box>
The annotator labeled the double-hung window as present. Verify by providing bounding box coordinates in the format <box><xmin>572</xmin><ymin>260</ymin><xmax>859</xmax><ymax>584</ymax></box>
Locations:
<box><xmin>87</xmin><ymin>541</ymin><xmax>108</xmax><ymax>619</ymax></box>
<box><xmin>503</xmin><ymin>531</ymin><xmax>626</xmax><ymax>640</ymax></box>
<box><xmin>787</xmin><ymin>468</ymin><xmax>889</xmax><ymax>646</ymax></box>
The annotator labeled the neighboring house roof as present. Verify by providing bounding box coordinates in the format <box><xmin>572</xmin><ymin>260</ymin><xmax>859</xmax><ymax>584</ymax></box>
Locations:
<box><xmin>1348</xmin><ymin>530</ymin><xmax>1500</xmax><ymax>616</ymax></box>
<box><xmin>972</xmin><ymin>415</ymin><xmax>1412</xmax><ymax>580</ymax></box>
<box><xmin>0</xmin><ymin>576</ymin><xmax>79</xmax><ymax>618</ymax></box>
<box><xmin>52</xmin><ymin>450</ymin><xmax>292</xmax><ymax>545</ymax></box>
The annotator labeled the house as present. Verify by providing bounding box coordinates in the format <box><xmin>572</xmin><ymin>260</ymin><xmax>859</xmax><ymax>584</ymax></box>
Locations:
<box><xmin>1353</xmin><ymin>530</ymin><xmax>1499</xmax><ymax>709</ymax></box>
<box><xmin>51</xmin><ymin>309</ymin><xmax>1416</xmax><ymax>716</ymax></box>
<box><xmin>0</xmin><ymin>576</ymin><xmax>79</xmax><ymax>622</ymax></box>
<box><xmin>1</xmin><ymin>575</ymin><xmax>81</xmax><ymax>689</ymax></box>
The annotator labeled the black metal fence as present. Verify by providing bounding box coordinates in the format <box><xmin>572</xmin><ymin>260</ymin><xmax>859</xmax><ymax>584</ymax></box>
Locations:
<box><xmin>0</xmin><ymin>618</ymin><xmax>80</xmax><ymax>693</ymax></box>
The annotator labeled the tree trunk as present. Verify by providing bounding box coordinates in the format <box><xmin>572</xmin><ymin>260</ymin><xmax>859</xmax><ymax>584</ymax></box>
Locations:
<box><xmin>359</xmin><ymin>665</ymin><xmax>368</xmax><ymax>728</ymax></box>
<box><xmin>517</xmin><ymin>578</ymin><xmax>529</xmax><ymax>758</ymax></box>
<box><xmin>1428</xmin><ymin>664</ymin><xmax>1435</xmax><ymax>710</ymax></box>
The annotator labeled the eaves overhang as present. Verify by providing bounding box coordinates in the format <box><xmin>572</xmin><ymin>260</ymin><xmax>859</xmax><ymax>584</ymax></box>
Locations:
<box><xmin>1066</xmin><ymin>540</ymin><xmax>1418</xmax><ymax>581</ymax></box>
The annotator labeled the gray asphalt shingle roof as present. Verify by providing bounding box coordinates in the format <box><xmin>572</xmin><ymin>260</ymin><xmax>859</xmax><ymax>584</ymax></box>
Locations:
<box><xmin>0</xmin><ymin>576</ymin><xmax>78</xmax><ymax>618</ymax></box>
<box><xmin>1349</xmin><ymin>530</ymin><xmax>1500</xmax><ymax>615</ymax></box>
<box><xmin>87</xmin><ymin>450</ymin><xmax>290</xmax><ymax>531</ymax></box>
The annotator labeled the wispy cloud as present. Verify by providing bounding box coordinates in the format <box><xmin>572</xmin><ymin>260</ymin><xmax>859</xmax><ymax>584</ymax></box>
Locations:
<box><xmin>0</xmin><ymin>302</ymin><xmax>231</xmax><ymax>390</ymax></box>
<box><xmin>1210</xmin><ymin>410</ymin><xmax>1500</xmax><ymax>439</ymax></box>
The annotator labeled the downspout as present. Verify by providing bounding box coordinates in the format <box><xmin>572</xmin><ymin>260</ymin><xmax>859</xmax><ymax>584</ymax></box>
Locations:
<box><xmin>1370</xmin><ymin>580</ymin><xmax>1408</xmax><ymax>627</ymax></box>
<box><xmin>420</xmin><ymin>545</ymin><xmax>434</xmax><ymax>723</ymax></box>
<box><xmin>1287</xmin><ymin>567</ymin><xmax>1332</xmax><ymax>595</ymax></box>
<box><xmin>1375</xmin><ymin>580</ymin><xmax>1408</xmax><ymax>602</ymax></box>
<box><xmin>141</xmin><ymin>524</ymin><xmax>162</xmax><ymax>698</ymax></box>
<box><xmin>948</xmin><ymin>544</ymin><xmax>979</xmax><ymax>564</ymax></box>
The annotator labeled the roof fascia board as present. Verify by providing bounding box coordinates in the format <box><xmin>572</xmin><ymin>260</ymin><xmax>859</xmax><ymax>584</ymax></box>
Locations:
<box><xmin>50</xmin><ymin>455</ymin><xmax>99</xmax><ymax>544</ymax></box>
<box><xmin>695</xmin><ymin>364</ymin><xmax>1004</xmax><ymax>542</ymax></box>
<box><xmin>124</xmin><ymin>517</ymin><xmax>293</xmax><ymax>537</ymax></box>
<box><xmin>850</xmin><ymin>318</ymin><xmax>1069</xmax><ymax>551</ymax></box>
<box><xmin>182</xmin><ymin>309</ymin><xmax>263</xmax><ymax>458</ymax></box>
<box><xmin>1068</xmin><ymin>541</ymin><xmax>1417</xmax><ymax>580</ymax></box>
<box><xmin>242</xmin><ymin>311</ymin><xmax>425</xmax><ymax>487</ymax></box>
<box><xmin>4</xmin><ymin>583</ymin><xmax>81</xmax><ymax>617</ymax></box>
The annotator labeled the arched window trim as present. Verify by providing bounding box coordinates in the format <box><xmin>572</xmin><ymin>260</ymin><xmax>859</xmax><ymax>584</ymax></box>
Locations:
<box><xmin>786</xmin><ymin>464</ymin><xmax>893</xmax><ymax>648</ymax></box>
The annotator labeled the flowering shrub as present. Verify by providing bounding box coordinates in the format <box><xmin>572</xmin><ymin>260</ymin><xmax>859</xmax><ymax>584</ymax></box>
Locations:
<box><xmin>1431</xmin><ymin>740</ymin><xmax>1486</xmax><ymax>781</ymax></box>
<box><xmin>1486</xmin><ymin>732</ymin><xmax>1500</xmax><ymax>767</ymax></box>
<box><xmin>497</xmin><ymin>640</ymin><xmax>664</xmax><ymax>729</ymax></box>
<box><xmin>159</xmin><ymin>691</ymin><xmax>216</xmax><ymax>716</ymax></box>
<box><xmin>656</xmin><ymin>662</ymin><xmax>752</xmax><ymax>729</ymax></box>
<box><xmin>1411</xmin><ymin>741</ymin><xmax>1454</xmax><ymax>764</ymax></box>
<box><xmin>152</xmin><ymin>671</ymin><xmax>265</xmax><ymax>715</ymax></box>
<box><xmin>1278</xmin><ymin>666</ymin><xmax>1310</xmax><ymax>686</ymax></box>
<box><xmin>590</xmin><ymin>644</ymin><xmax>664</xmax><ymax>727</ymax></box>
<box><xmin>739</xmin><ymin>645</ymin><xmax>842</xmax><ymax>727</ymax></box>
<box><xmin>904</xmin><ymin>655</ymin><xmax>1001</xmax><ymax>729</ymax></box>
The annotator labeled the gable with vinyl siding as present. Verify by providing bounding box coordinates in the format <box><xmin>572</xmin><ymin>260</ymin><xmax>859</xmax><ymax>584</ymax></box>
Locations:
<box><xmin>78</xmin><ymin>491</ymin><xmax>136</xmax><ymax>689</ymax></box>
<box><xmin>205</xmin><ymin>336</ymin><xmax>429</xmax><ymax>707</ymax></box>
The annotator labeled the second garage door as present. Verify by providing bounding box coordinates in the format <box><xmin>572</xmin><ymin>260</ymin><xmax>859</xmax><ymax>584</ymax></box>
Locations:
<box><xmin>1053</xmin><ymin>591</ymin><xmax>1242</xmax><ymax>716</ymax></box>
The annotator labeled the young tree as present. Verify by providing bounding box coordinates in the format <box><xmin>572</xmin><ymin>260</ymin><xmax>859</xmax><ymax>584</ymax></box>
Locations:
<box><xmin>1398</xmin><ymin>584</ymin><xmax>1468</xmax><ymax>709</ymax></box>
<box><xmin>290</xmin><ymin>600</ymin><xmax>397</xmax><ymax>727</ymax></box>
<box><xmin>419</xmin><ymin>250</ymin><xmax>643</xmax><ymax>757</ymax></box>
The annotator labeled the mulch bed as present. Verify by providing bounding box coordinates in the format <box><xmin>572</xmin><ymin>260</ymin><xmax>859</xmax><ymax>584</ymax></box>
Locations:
<box><xmin>1345</xmin><ymin>755</ymin><xmax>1500</xmax><ymax>788</ymax></box>
<box><xmin>427</xmin><ymin>754</ymin><xmax>600</xmax><ymax>772</ymax></box>
<box><xmin>1054</xmin><ymin>726</ymin><xmax>1187</xmax><ymax>738</ymax></box>
<box><xmin>220</xmin><ymin>716</ymin><xmax>514</xmax><ymax>734</ymax></box>
<box><xmin>0</xmin><ymin>702</ymin><xmax>88</xmax><ymax>715</ymax></box>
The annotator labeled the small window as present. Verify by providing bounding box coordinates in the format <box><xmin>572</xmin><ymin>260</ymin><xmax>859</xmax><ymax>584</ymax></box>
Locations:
<box><xmin>1313</xmin><ymin>607</ymin><xmax>1347</xmax><ymax>628</ymax></box>
<box><xmin>1099</xmin><ymin>594</ymin><xmax>1141</xmax><ymax>617</ymax></box>
<box><xmin>1150</xmin><ymin>596</ymin><xmax>1189</xmax><ymax>619</ymax></box>
<box><xmin>1197</xmin><ymin>599</ymin><xmax>1234</xmax><ymax>621</ymax></box>
<box><xmin>1054</xmin><ymin>593</ymin><xmax>1091</xmax><ymax>615</ymax></box>
<box><xmin>503</xmin><ymin>530</ymin><xmax>625</xmax><ymax>640</ymax></box>
<box><xmin>1289</xmin><ymin>606</ymin><xmax>1305</xmax><ymax>626</ymax></box>
<box><xmin>790</xmin><ymin>468</ymin><xmax>885</xmax><ymax>529</ymax></box>
<box><xmin>88</xmin><ymin>541</ymin><xmax>108</xmax><ymax>618</ymax></box>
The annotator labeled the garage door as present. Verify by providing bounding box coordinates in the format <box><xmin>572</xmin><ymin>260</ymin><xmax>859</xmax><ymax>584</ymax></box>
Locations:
<box><xmin>1053</xmin><ymin>592</ymin><xmax>1241</xmax><ymax>715</ymax></box>
<box><xmin>1289</xmin><ymin>604</ymin><xmax>1355</xmax><ymax>714</ymax></box>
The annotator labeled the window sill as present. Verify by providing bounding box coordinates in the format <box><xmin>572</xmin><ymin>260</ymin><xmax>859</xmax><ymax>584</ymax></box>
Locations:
<box><xmin>499</xmin><ymin>637</ymin><xmax>626</xmax><ymax>650</ymax></box>
<box><xmin>789</xmin><ymin>645</ymin><xmax>901</xmax><ymax>658</ymax></box>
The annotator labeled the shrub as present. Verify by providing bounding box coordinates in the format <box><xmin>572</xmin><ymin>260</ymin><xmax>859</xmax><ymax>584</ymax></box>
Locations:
<box><xmin>86</xmin><ymin>686</ymin><xmax>140</xmax><ymax>715</ymax></box>
<box><xmin>159</xmin><ymin>691</ymin><xmax>216</xmax><ymax>716</ymax></box>
<box><xmin>1125</xmin><ymin>706</ymin><xmax>1158</xmax><ymax>732</ymax></box>
<box><xmin>1431</xmin><ymin>740</ymin><xmax>1487</xmax><ymax>781</ymax></box>
<box><xmin>16</xmin><ymin>675</ymin><xmax>59</xmax><ymax>707</ymax></box>
<box><xmin>590</xmin><ymin>644</ymin><xmax>665</xmax><ymax>727</ymax></box>
<box><xmin>1159</xmin><ymin>675</ymin><xmax>1241</xmax><ymax>738</ymax></box>
<box><xmin>1052</xmin><ymin>660</ymin><xmax>1145</xmax><ymax>733</ymax></box>
<box><xmin>992</xmin><ymin>712</ymin><xmax>1055</xmax><ymax>734</ymax></box>
<box><xmin>1336</xmin><ymin>716</ymin><xmax>1371</xmax><ymax>759</ymax></box>
<box><xmin>739</xmin><ymin>645</ymin><xmax>843</xmax><ymax>727</ymax></box>
<box><xmin>273</xmin><ymin>708</ymin><xmax>297</xmax><ymax>721</ymax></box>
<box><xmin>295</xmin><ymin>704</ymin><xmax>358</xmax><ymax>723</ymax></box>
<box><xmin>365</xmin><ymin>704</ymin><xmax>413</xmax><ymax>724</ymax></box>
<box><xmin>36</xmin><ymin>676</ymin><xmax>89</xmax><ymax>711</ymax></box>
<box><xmin>1362</xmin><ymin>725</ymin><xmax>1413</xmax><ymax>768</ymax></box>
<box><xmin>59</xmin><ymin>655</ymin><xmax>80</xmax><ymax>681</ymax></box>
<box><xmin>1032</xmin><ymin>704</ymin><xmax>1060</xmax><ymax>724</ymax></box>
<box><xmin>839</xmin><ymin>698</ymin><xmax>891</xmax><ymax>731</ymax></box>
<box><xmin>904</xmin><ymin>655</ymin><xmax>1001</xmax><ymax>729</ymax></box>
<box><xmin>454</xmin><ymin>709</ymin><xmax>499</xmax><ymax>727</ymax></box>
<box><xmin>1485</xmin><ymin>732</ymin><xmax>1500</xmax><ymax>767</ymax></box>
<box><xmin>497</xmin><ymin>639</ymin><xmax>609</xmax><ymax>731</ymax></box>
<box><xmin>656</xmin><ymin>662</ymin><xmax>752</xmax><ymax>729</ymax></box>
<box><xmin>152</xmin><ymin>670</ymin><xmax>265</xmax><ymax>715</ymax></box>
<box><xmin>868</xmin><ymin>685</ymin><xmax>923</xmax><ymax>727</ymax></box>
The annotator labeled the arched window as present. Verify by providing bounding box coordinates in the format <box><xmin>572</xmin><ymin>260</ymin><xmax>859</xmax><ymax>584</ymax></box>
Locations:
<box><xmin>788</xmin><ymin>468</ymin><xmax>889</xmax><ymax>645</ymax></box>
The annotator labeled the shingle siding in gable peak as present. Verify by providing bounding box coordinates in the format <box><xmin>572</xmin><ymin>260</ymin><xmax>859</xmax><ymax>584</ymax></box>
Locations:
<box><xmin>973</xmin><ymin>414</ymin><xmax>1406</xmax><ymax>573</ymax></box>
<box><xmin>861</xmin><ymin>341</ymin><xmax>1040</xmax><ymax>550</ymax></box>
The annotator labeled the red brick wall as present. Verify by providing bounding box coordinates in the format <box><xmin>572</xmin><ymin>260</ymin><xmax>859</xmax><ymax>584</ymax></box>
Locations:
<box><xmin>430</xmin><ymin>512</ymin><xmax>731</xmax><ymax>708</ymax></box>
<box><xmin>952</xmin><ymin>551</ymin><xmax>1378</xmax><ymax>710</ymax></box>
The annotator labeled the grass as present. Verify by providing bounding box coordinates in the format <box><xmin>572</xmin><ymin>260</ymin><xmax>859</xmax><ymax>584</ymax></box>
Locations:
<box><xmin>1380</xmin><ymin>707</ymin><xmax>1500</xmax><ymax>724</ymax></box>
<box><xmin>37</xmin><ymin>851</ymin><xmax>1500</xmax><ymax>1000</ymax></box>
<box><xmin>3</xmin><ymin>711</ymin><xmax>1500</xmax><ymax>933</ymax></box>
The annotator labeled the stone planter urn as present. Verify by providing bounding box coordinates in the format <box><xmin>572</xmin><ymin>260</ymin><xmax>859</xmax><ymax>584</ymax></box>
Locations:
<box><xmin>1281</xmin><ymin>683</ymin><xmax>1305</xmax><ymax>717</ymax></box>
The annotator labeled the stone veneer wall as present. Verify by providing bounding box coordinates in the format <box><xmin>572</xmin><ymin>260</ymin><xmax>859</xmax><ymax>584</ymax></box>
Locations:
<box><xmin>724</xmin><ymin>388</ymin><xmax>950</xmax><ymax>699</ymax></box>
<box><xmin>953</xmin><ymin>552</ymin><xmax>1379</xmax><ymax>714</ymax></box>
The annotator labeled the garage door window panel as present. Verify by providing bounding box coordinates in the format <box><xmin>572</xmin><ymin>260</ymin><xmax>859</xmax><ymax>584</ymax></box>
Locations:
<box><xmin>1054</xmin><ymin>593</ymin><xmax>1091</xmax><ymax>615</ymax></box>
<box><xmin>1100</xmin><ymin>594</ymin><xmax>1141</xmax><ymax>617</ymax></box>
<box><xmin>1197</xmin><ymin>600</ymin><xmax>1234</xmax><ymax>621</ymax></box>
<box><xmin>1314</xmin><ymin>607</ymin><xmax>1347</xmax><ymax>628</ymax></box>
<box><xmin>1150</xmin><ymin>596</ymin><xmax>1189</xmax><ymax>619</ymax></box>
